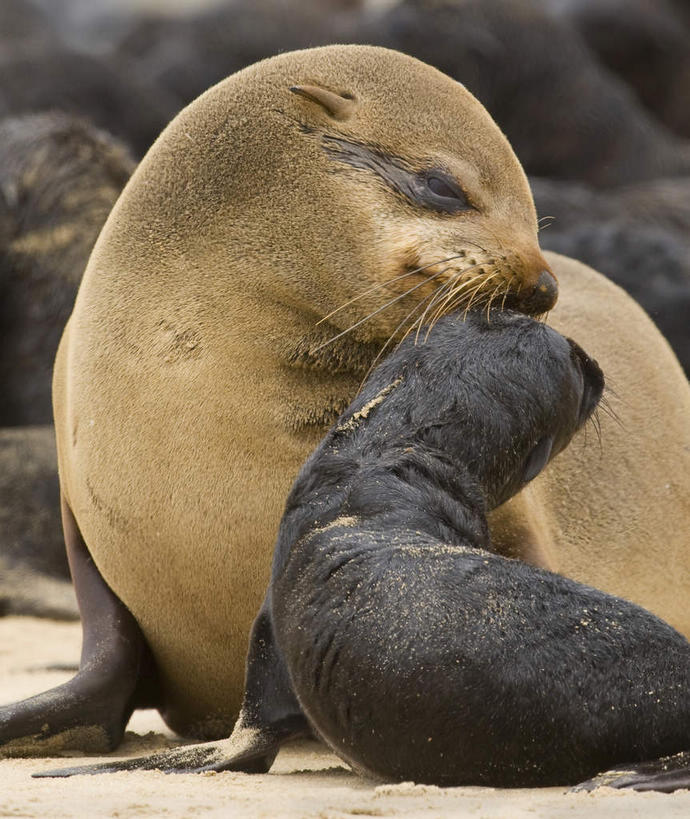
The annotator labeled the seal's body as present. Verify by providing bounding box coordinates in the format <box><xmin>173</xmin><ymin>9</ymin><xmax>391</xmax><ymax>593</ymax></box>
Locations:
<box><xmin>2</xmin><ymin>46</ymin><xmax>690</xmax><ymax>758</ymax></box>
<box><xmin>52</xmin><ymin>44</ymin><xmax>555</xmax><ymax>741</ymax></box>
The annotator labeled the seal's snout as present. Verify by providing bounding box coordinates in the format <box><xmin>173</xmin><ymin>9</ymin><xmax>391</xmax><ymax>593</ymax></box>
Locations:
<box><xmin>518</xmin><ymin>269</ymin><xmax>558</xmax><ymax>314</ymax></box>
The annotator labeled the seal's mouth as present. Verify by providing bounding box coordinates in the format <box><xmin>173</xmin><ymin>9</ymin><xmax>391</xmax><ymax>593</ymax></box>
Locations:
<box><xmin>503</xmin><ymin>269</ymin><xmax>559</xmax><ymax>315</ymax></box>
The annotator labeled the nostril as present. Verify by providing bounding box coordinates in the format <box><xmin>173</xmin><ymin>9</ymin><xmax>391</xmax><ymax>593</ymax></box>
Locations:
<box><xmin>522</xmin><ymin>269</ymin><xmax>558</xmax><ymax>313</ymax></box>
<box><xmin>501</xmin><ymin>267</ymin><xmax>559</xmax><ymax>315</ymax></box>
<box><xmin>534</xmin><ymin>269</ymin><xmax>557</xmax><ymax>299</ymax></box>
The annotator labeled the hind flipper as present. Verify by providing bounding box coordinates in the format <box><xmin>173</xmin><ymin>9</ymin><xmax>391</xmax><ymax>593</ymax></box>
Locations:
<box><xmin>0</xmin><ymin>497</ymin><xmax>159</xmax><ymax>756</ymax></box>
<box><xmin>572</xmin><ymin>751</ymin><xmax>690</xmax><ymax>793</ymax></box>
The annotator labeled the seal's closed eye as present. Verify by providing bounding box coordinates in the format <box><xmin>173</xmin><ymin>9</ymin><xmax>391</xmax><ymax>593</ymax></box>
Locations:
<box><xmin>421</xmin><ymin>171</ymin><xmax>474</xmax><ymax>213</ymax></box>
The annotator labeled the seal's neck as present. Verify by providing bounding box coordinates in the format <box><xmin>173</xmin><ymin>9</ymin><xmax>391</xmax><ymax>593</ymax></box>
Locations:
<box><xmin>271</xmin><ymin>439</ymin><xmax>490</xmax><ymax>581</ymax></box>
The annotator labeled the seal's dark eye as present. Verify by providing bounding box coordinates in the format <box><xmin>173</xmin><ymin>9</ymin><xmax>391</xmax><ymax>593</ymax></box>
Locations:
<box><xmin>421</xmin><ymin>172</ymin><xmax>473</xmax><ymax>213</ymax></box>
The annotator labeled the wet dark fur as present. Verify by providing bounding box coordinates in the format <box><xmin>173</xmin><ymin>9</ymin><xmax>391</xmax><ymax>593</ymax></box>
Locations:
<box><xmin>262</xmin><ymin>311</ymin><xmax>683</xmax><ymax>786</ymax></box>
<box><xmin>0</xmin><ymin>112</ymin><xmax>134</xmax><ymax>425</ymax></box>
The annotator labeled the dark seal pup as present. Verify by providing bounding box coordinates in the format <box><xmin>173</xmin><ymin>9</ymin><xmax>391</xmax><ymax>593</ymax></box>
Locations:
<box><xmin>40</xmin><ymin>311</ymin><xmax>690</xmax><ymax>791</ymax></box>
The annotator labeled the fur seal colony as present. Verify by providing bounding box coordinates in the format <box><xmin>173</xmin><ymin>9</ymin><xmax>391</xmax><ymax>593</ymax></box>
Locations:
<box><xmin>38</xmin><ymin>313</ymin><xmax>690</xmax><ymax>791</ymax></box>
<box><xmin>0</xmin><ymin>427</ymin><xmax>77</xmax><ymax>621</ymax></box>
<box><xmin>0</xmin><ymin>112</ymin><xmax>133</xmax><ymax>621</ymax></box>
<box><xmin>529</xmin><ymin>176</ymin><xmax>690</xmax><ymax>375</ymax></box>
<box><xmin>549</xmin><ymin>0</ymin><xmax>690</xmax><ymax>139</ymax></box>
<box><xmin>0</xmin><ymin>112</ymin><xmax>134</xmax><ymax>426</ymax></box>
<box><xmin>1</xmin><ymin>46</ymin><xmax>689</xmax><ymax>774</ymax></box>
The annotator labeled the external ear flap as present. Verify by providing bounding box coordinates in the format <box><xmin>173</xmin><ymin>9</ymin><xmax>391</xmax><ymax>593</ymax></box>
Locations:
<box><xmin>522</xmin><ymin>435</ymin><xmax>554</xmax><ymax>483</ymax></box>
<box><xmin>289</xmin><ymin>85</ymin><xmax>356</xmax><ymax>120</ymax></box>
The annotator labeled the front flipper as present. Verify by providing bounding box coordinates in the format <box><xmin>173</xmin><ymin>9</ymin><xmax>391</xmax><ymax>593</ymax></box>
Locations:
<box><xmin>35</xmin><ymin>595</ymin><xmax>310</xmax><ymax>777</ymax></box>
<box><xmin>0</xmin><ymin>498</ymin><xmax>159</xmax><ymax>757</ymax></box>
<box><xmin>572</xmin><ymin>751</ymin><xmax>690</xmax><ymax>793</ymax></box>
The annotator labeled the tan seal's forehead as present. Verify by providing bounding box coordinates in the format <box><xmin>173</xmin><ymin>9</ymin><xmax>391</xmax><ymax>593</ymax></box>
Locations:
<box><xmin>199</xmin><ymin>45</ymin><xmax>533</xmax><ymax>213</ymax></box>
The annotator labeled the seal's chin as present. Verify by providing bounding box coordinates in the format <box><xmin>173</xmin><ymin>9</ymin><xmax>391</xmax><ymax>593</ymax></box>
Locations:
<box><xmin>504</xmin><ymin>270</ymin><xmax>559</xmax><ymax>315</ymax></box>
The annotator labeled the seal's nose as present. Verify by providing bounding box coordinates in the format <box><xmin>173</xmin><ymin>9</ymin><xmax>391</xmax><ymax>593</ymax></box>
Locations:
<box><xmin>518</xmin><ymin>269</ymin><xmax>558</xmax><ymax>314</ymax></box>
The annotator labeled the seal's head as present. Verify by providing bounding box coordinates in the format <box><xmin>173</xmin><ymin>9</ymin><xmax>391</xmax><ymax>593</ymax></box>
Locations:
<box><xmin>401</xmin><ymin>312</ymin><xmax>605</xmax><ymax>508</ymax></box>
<box><xmin>337</xmin><ymin>310</ymin><xmax>604</xmax><ymax>512</ymax></box>
<box><xmin>113</xmin><ymin>45</ymin><xmax>556</xmax><ymax>355</ymax></box>
<box><xmin>463</xmin><ymin>315</ymin><xmax>605</xmax><ymax>508</ymax></box>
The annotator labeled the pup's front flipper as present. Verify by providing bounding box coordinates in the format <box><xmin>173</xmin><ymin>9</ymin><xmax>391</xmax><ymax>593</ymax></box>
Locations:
<box><xmin>36</xmin><ymin>597</ymin><xmax>310</xmax><ymax>777</ymax></box>
<box><xmin>572</xmin><ymin>751</ymin><xmax>690</xmax><ymax>793</ymax></box>
<box><xmin>33</xmin><ymin>722</ymin><xmax>299</xmax><ymax>777</ymax></box>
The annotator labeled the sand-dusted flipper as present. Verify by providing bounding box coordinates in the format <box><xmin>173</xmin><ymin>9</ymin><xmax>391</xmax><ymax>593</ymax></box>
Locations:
<box><xmin>0</xmin><ymin>498</ymin><xmax>159</xmax><ymax>757</ymax></box>
<box><xmin>36</xmin><ymin>597</ymin><xmax>310</xmax><ymax>777</ymax></box>
<box><xmin>572</xmin><ymin>751</ymin><xmax>690</xmax><ymax>793</ymax></box>
<box><xmin>223</xmin><ymin>597</ymin><xmax>311</xmax><ymax>771</ymax></box>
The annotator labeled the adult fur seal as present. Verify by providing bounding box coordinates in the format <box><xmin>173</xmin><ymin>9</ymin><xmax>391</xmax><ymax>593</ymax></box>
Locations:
<box><xmin>41</xmin><ymin>313</ymin><xmax>690</xmax><ymax>792</ymax></box>
<box><xmin>1</xmin><ymin>46</ymin><xmax>690</xmax><ymax>758</ymax></box>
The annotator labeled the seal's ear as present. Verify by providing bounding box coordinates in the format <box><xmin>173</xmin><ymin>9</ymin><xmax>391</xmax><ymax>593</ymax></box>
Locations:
<box><xmin>289</xmin><ymin>85</ymin><xmax>356</xmax><ymax>120</ymax></box>
<box><xmin>522</xmin><ymin>435</ymin><xmax>554</xmax><ymax>483</ymax></box>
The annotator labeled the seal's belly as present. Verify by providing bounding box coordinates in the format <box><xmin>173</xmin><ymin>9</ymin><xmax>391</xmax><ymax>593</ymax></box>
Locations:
<box><xmin>54</xmin><ymin>323</ymin><xmax>322</xmax><ymax>737</ymax></box>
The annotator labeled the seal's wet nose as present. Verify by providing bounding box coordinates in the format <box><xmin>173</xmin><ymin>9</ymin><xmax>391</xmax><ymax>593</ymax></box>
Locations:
<box><xmin>520</xmin><ymin>269</ymin><xmax>559</xmax><ymax>314</ymax></box>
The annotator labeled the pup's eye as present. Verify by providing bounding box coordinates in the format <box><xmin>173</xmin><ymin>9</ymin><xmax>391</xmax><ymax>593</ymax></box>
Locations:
<box><xmin>421</xmin><ymin>173</ymin><xmax>473</xmax><ymax>213</ymax></box>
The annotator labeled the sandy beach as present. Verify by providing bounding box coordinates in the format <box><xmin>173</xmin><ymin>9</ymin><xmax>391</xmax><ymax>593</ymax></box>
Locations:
<box><xmin>1</xmin><ymin>616</ymin><xmax>689</xmax><ymax>818</ymax></box>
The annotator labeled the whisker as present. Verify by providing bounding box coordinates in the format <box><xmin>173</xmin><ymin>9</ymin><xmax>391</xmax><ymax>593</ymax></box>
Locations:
<box><xmin>435</xmin><ymin>277</ymin><xmax>486</xmax><ymax>324</ymax></box>
<box><xmin>598</xmin><ymin>394</ymin><xmax>623</xmax><ymax>429</ymax></box>
<box><xmin>357</xmin><ymin>283</ymin><xmax>445</xmax><ymax>388</ymax></box>
<box><xmin>413</xmin><ymin>269</ymin><xmax>463</xmax><ymax>344</ymax></box>
<box><xmin>414</xmin><ymin>263</ymin><xmax>493</xmax><ymax>344</ymax></box>
<box><xmin>461</xmin><ymin>275</ymin><xmax>497</xmax><ymax>319</ymax></box>
<box><xmin>310</xmin><ymin>265</ymin><xmax>452</xmax><ymax>354</ymax></box>
<box><xmin>423</xmin><ymin>266</ymin><xmax>497</xmax><ymax>337</ymax></box>
<box><xmin>426</xmin><ymin>277</ymin><xmax>491</xmax><ymax>337</ymax></box>
<box><xmin>588</xmin><ymin>409</ymin><xmax>603</xmax><ymax>451</ymax></box>
<box><xmin>484</xmin><ymin>282</ymin><xmax>504</xmax><ymax>322</ymax></box>
<box><xmin>315</xmin><ymin>254</ymin><xmax>467</xmax><ymax>326</ymax></box>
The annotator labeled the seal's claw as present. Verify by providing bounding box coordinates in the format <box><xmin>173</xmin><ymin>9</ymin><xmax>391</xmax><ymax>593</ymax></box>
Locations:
<box><xmin>571</xmin><ymin>752</ymin><xmax>690</xmax><ymax>793</ymax></box>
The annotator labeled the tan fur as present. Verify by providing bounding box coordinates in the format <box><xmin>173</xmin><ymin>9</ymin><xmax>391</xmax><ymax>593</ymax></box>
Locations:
<box><xmin>53</xmin><ymin>46</ymin><xmax>690</xmax><ymax>738</ymax></box>
<box><xmin>491</xmin><ymin>251</ymin><xmax>690</xmax><ymax>637</ymax></box>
